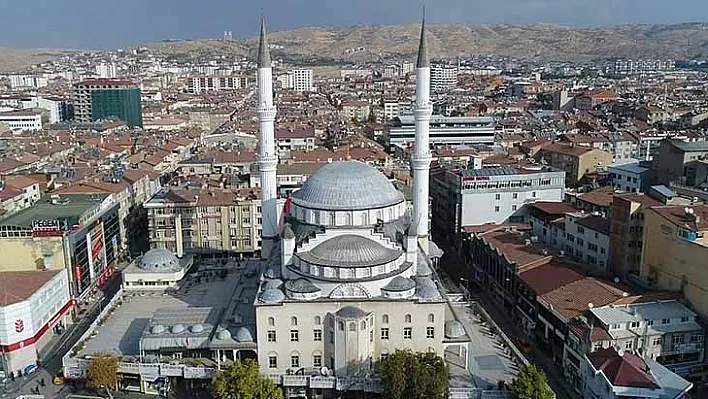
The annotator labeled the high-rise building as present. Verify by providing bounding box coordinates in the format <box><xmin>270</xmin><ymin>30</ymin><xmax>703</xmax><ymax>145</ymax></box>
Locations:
<box><xmin>95</xmin><ymin>62</ymin><xmax>117</xmax><ymax>79</ymax></box>
<box><xmin>187</xmin><ymin>75</ymin><xmax>249</xmax><ymax>94</ymax></box>
<box><xmin>72</xmin><ymin>79</ymin><xmax>142</xmax><ymax>127</ymax></box>
<box><xmin>387</xmin><ymin>115</ymin><xmax>495</xmax><ymax>148</ymax></box>
<box><xmin>280</xmin><ymin>69</ymin><xmax>315</xmax><ymax>92</ymax></box>
<box><xmin>430</xmin><ymin>65</ymin><xmax>458</xmax><ymax>91</ymax></box>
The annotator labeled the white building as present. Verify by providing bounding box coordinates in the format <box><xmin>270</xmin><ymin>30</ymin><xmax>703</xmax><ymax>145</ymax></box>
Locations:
<box><xmin>253</xmin><ymin>19</ymin><xmax>471</xmax><ymax>397</ymax></box>
<box><xmin>430</xmin><ymin>65</ymin><xmax>458</xmax><ymax>91</ymax></box>
<box><xmin>122</xmin><ymin>249</ymin><xmax>193</xmax><ymax>291</ymax></box>
<box><xmin>95</xmin><ymin>62</ymin><xmax>117</xmax><ymax>79</ymax></box>
<box><xmin>563</xmin><ymin>213</ymin><xmax>610</xmax><ymax>270</ymax></box>
<box><xmin>582</xmin><ymin>347</ymin><xmax>692</xmax><ymax>399</ymax></box>
<box><xmin>0</xmin><ymin>110</ymin><xmax>43</xmax><ymax>131</ymax></box>
<box><xmin>387</xmin><ymin>115</ymin><xmax>496</xmax><ymax>148</ymax></box>
<box><xmin>279</xmin><ymin>69</ymin><xmax>314</xmax><ymax>92</ymax></box>
<box><xmin>187</xmin><ymin>75</ymin><xmax>249</xmax><ymax>94</ymax></box>
<box><xmin>383</xmin><ymin>101</ymin><xmax>410</xmax><ymax>122</ymax></box>
<box><xmin>609</xmin><ymin>160</ymin><xmax>650</xmax><ymax>193</ymax></box>
<box><xmin>7</xmin><ymin>75</ymin><xmax>48</xmax><ymax>90</ymax></box>
<box><xmin>430</xmin><ymin>164</ymin><xmax>565</xmax><ymax>246</ymax></box>
<box><xmin>0</xmin><ymin>270</ymin><xmax>73</xmax><ymax>376</ymax></box>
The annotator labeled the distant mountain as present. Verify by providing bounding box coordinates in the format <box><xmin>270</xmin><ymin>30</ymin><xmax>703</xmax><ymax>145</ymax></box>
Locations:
<box><xmin>0</xmin><ymin>48</ymin><xmax>76</xmax><ymax>73</ymax></box>
<box><xmin>143</xmin><ymin>22</ymin><xmax>708</xmax><ymax>64</ymax></box>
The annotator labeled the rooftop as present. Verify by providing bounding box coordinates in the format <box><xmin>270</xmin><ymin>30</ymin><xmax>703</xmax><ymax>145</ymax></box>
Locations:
<box><xmin>590</xmin><ymin>300</ymin><xmax>696</xmax><ymax>326</ymax></box>
<box><xmin>573</xmin><ymin>214</ymin><xmax>611</xmax><ymax>235</ymax></box>
<box><xmin>651</xmin><ymin>205</ymin><xmax>708</xmax><ymax>232</ymax></box>
<box><xmin>0</xmin><ymin>193</ymin><xmax>109</xmax><ymax>228</ymax></box>
<box><xmin>0</xmin><ymin>270</ymin><xmax>60</xmax><ymax>306</ymax></box>
<box><xmin>541</xmin><ymin>277</ymin><xmax>627</xmax><ymax>321</ymax></box>
<box><xmin>518</xmin><ymin>261</ymin><xmax>584</xmax><ymax>296</ymax></box>
<box><xmin>578</xmin><ymin>186</ymin><xmax>615</xmax><ymax>208</ymax></box>
<box><xmin>587</xmin><ymin>347</ymin><xmax>658</xmax><ymax>390</ymax></box>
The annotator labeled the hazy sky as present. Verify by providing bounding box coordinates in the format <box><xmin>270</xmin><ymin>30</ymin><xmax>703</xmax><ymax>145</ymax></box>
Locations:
<box><xmin>1</xmin><ymin>0</ymin><xmax>705</xmax><ymax>49</ymax></box>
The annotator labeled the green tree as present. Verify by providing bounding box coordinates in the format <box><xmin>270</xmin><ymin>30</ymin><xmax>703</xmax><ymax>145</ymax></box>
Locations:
<box><xmin>86</xmin><ymin>353</ymin><xmax>119</xmax><ymax>398</ymax></box>
<box><xmin>212</xmin><ymin>359</ymin><xmax>283</xmax><ymax>399</ymax></box>
<box><xmin>511</xmin><ymin>364</ymin><xmax>554</xmax><ymax>399</ymax></box>
<box><xmin>380</xmin><ymin>349</ymin><xmax>449</xmax><ymax>399</ymax></box>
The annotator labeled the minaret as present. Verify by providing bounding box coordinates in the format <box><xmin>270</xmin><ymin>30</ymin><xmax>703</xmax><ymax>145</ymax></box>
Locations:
<box><xmin>412</xmin><ymin>16</ymin><xmax>432</xmax><ymax>254</ymax></box>
<box><xmin>256</xmin><ymin>17</ymin><xmax>278</xmax><ymax>260</ymax></box>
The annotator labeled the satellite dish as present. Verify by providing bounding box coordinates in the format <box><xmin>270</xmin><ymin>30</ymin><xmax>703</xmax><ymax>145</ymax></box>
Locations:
<box><xmin>320</xmin><ymin>366</ymin><xmax>329</xmax><ymax>376</ymax></box>
<box><xmin>614</xmin><ymin>277</ymin><xmax>620</xmax><ymax>284</ymax></box>
<box><xmin>588</xmin><ymin>302</ymin><xmax>594</xmax><ymax>309</ymax></box>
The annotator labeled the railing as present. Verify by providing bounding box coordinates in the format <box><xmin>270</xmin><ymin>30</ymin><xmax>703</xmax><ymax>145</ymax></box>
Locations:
<box><xmin>449</xmin><ymin>387</ymin><xmax>511</xmax><ymax>399</ymax></box>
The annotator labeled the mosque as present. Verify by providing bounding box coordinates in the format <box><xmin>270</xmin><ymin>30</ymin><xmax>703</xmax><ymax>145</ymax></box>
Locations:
<box><xmin>252</xmin><ymin>17</ymin><xmax>471</xmax><ymax>397</ymax></box>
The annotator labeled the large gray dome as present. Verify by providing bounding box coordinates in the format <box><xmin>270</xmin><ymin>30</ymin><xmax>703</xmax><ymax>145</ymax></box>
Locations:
<box><xmin>298</xmin><ymin>235</ymin><xmax>402</xmax><ymax>268</ymax></box>
<box><xmin>139</xmin><ymin>249</ymin><xmax>181</xmax><ymax>272</ymax></box>
<box><xmin>290</xmin><ymin>161</ymin><xmax>404</xmax><ymax>211</ymax></box>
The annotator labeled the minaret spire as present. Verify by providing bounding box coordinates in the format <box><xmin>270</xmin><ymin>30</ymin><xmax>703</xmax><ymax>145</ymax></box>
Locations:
<box><xmin>412</xmin><ymin>14</ymin><xmax>433</xmax><ymax>255</ymax></box>
<box><xmin>257</xmin><ymin>16</ymin><xmax>272</xmax><ymax>68</ymax></box>
<box><xmin>256</xmin><ymin>16</ymin><xmax>279</xmax><ymax>261</ymax></box>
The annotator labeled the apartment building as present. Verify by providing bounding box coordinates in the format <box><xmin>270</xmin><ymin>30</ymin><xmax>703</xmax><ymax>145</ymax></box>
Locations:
<box><xmin>641</xmin><ymin>205</ymin><xmax>708</xmax><ymax>317</ymax></box>
<box><xmin>430</xmin><ymin>163</ymin><xmax>565</xmax><ymax>248</ymax></box>
<box><xmin>71</xmin><ymin>79</ymin><xmax>142</xmax><ymax>127</ymax></box>
<box><xmin>144</xmin><ymin>188</ymin><xmax>266</xmax><ymax>255</ymax></box>
<box><xmin>430</xmin><ymin>65</ymin><xmax>458</xmax><ymax>91</ymax></box>
<box><xmin>279</xmin><ymin>69</ymin><xmax>314</xmax><ymax>92</ymax></box>
<box><xmin>187</xmin><ymin>75</ymin><xmax>249</xmax><ymax>94</ymax></box>
<box><xmin>563</xmin><ymin>213</ymin><xmax>610</xmax><ymax>270</ymax></box>
<box><xmin>609</xmin><ymin>193</ymin><xmax>662</xmax><ymax>279</ymax></box>
<box><xmin>609</xmin><ymin>160</ymin><xmax>651</xmax><ymax>193</ymax></box>
<box><xmin>653</xmin><ymin>140</ymin><xmax>708</xmax><ymax>186</ymax></box>
<box><xmin>387</xmin><ymin>115</ymin><xmax>495</xmax><ymax>148</ymax></box>
<box><xmin>536</xmin><ymin>143</ymin><xmax>613</xmax><ymax>185</ymax></box>
<box><xmin>0</xmin><ymin>110</ymin><xmax>43</xmax><ymax>131</ymax></box>
<box><xmin>275</xmin><ymin>127</ymin><xmax>316</xmax><ymax>155</ymax></box>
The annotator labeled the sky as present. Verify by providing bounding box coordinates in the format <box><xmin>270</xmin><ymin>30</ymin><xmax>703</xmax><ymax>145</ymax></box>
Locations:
<box><xmin>0</xmin><ymin>0</ymin><xmax>706</xmax><ymax>49</ymax></box>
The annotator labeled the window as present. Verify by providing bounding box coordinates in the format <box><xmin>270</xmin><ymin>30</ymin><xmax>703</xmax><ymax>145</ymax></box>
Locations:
<box><xmin>361</xmin><ymin>321</ymin><xmax>367</xmax><ymax>330</ymax></box>
<box><xmin>314</xmin><ymin>316</ymin><xmax>322</xmax><ymax>325</ymax></box>
<box><xmin>405</xmin><ymin>314</ymin><xmax>412</xmax><ymax>323</ymax></box>
<box><xmin>646</xmin><ymin>319</ymin><xmax>654</xmax><ymax>326</ymax></box>
<box><xmin>381</xmin><ymin>353</ymin><xmax>389</xmax><ymax>361</ymax></box>
<box><xmin>404</xmin><ymin>327</ymin><xmax>412</xmax><ymax>340</ymax></box>
<box><xmin>313</xmin><ymin>354</ymin><xmax>322</xmax><ymax>367</ymax></box>
<box><xmin>267</xmin><ymin>330</ymin><xmax>276</xmax><ymax>342</ymax></box>
<box><xmin>512</xmin><ymin>205</ymin><xmax>517</xmax><ymax>211</ymax></box>
<box><xmin>291</xmin><ymin>316</ymin><xmax>298</xmax><ymax>326</ymax></box>
<box><xmin>370</xmin><ymin>329</ymin><xmax>374</xmax><ymax>342</ymax></box>
<box><xmin>290</xmin><ymin>330</ymin><xmax>299</xmax><ymax>342</ymax></box>
<box><xmin>426</xmin><ymin>326</ymin><xmax>435</xmax><ymax>339</ymax></box>
<box><xmin>512</xmin><ymin>193</ymin><xmax>518</xmax><ymax>199</ymax></box>
<box><xmin>681</xmin><ymin>316</ymin><xmax>690</xmax><ymax>323</ymax></box>
<box><xmin>673</xmin><ymin>335</ymin><xmax>685</xmax><ymax>345</ymax></box>
<box><xmin>494</xmin><ymin>206</ymin><xmax>500</xmax><ymax>212</ymax></box>
<box><xmin>291</xmin><ymin>355</ymin><xmax>300</xmax><ymax>368</ymax></box>
<box><xmin>268</xmin><ymin>355</ymin><xmax>278</xmax><ymax>368</ymax></box>
<box><xmin>381</xmin><ymin>328</ymin><xmax>389</xmax><ymax>340</ymax></box>
<box><xmin>428</xmin><ymin>314</ymin><xmax>435</xmax><ymax>323</ymax></box>
<box><xmin>532</xmin><ymin>191</ymin><xmax>536</xmax><ymax>198</ymax></box>
<box><xmin>382</xmin><ymin>314</ymin><xmax>389</xmax><ymax>324</ymax></box>
<box><xmin>314</xmin><ymin>329</ymin><xmax>322</xmax><ymax>341</ymax></box>
<box><xmin>625</xmin><ymin>341</ymin><xmax>633</xmax><ymax>349</ymax></box>
<box><xmin>611</xmin><ymin>324</ymin><xmax>622</xmax><ymax>330</ymax></box>
<box><xmin>577</xmin><ymin>226</ymin><xmax>585</xmax><ymax>234</ymax></box>
<box><xmin>329</xmin><ymin>330</ymin><xmax>334</xmax><ymax>343</ymax></box>
<box><xmin>577</xmin><ymin>238</ymin><xmax>584</xmax><ymax>246</ymax></box>
<box><xmin>662</xmin><ymin>318</ymin><xmax>670</xmax><ymax>325</ymax></box>
<box><xmin>339</xmin><ymin>322</ymin><xmax>345</xmax><ymax>331</ymax></box>
<box><xmin>495</xmin><ymin>194</ymin><xmax>501</xmax><ymax>200</ymax></box>
<box><xmin>349</xmin><ymin>322</ymin><xmax>356</xmax><ymax>331</ymax></box>
<box><xmin>653</xmin><ymin>337</ymin><xmax>663</xmax><ymax>346</ymax></box>
<box><xmin>690</xmin><ymin>333</ymin><xmax>704</xmax><ymax>342</ymax></box>
<box><xmin>630</xmin><ymin>321</ymin><xmax>640</xmax><ymax>329</ymax></box>
<box><xmin>268</xmin><ymin>317</ymin><xmax>275</xmax><ymax>327</ymax></box>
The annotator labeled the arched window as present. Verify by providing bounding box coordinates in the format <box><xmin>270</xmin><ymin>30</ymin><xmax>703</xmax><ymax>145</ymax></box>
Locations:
<box><xmin>349</xmin><ymin>322</ymin><xmax>356</xmax><ymax>331</ymax></box>
<box><xmin>268</xmin><ymin>317</ymin><xmax>275</xmax><ymax>327</ymax></box>
<box><xmin>314</xmin><ymin>316</ymin><xmax>322</xmax><ymax>325</ymax></box>
<box><xmin>428</xmin><ymin>314</ymin><xmax>435</xmax><ymax>323</ymax></box>
<box><xmin>360</xmin><ymin>321</ymin><xmax>367</xmax><ymax>330</ymax></box>
<box><xmin>405</xmin><ymin>314</ymin><xmax>412</xmax><ymax>323</ymax></box>
<box><xmin>361</xmin><ymin>213</ymin><xmax>368</xmax><ymax>225</ymax></box>
<box><xmin>329</xmin><ymin>212</ymin><xmax>336</xmax><ymax>225</ymax></box>
<box><xmin>376</xmin><ymin>210</ymin><xmax>383</xmax><ymax>222</ymax></box>
<box><xmin>382</xmin><ymin>314</ymin><xmax>389</xmax><ymax>324</ymax></box>
<box><xmin>338</xmin><ymin>321</ymin><xmax>345</xmax><ymax>331</ymax></box>
<box><xmin>344</xmin><ymin>213</ymin><xmax>352</xmax><ymax>225</ymax></box>
<box><xmin>291</xmin><ymin>316</ymin><xmax>298</xmax><ymax>326</ymax></box>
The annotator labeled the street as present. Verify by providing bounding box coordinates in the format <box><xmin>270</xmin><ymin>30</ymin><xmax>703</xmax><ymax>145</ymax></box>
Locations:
<box><xmin>0</xmin><ymin>272</ymin><xmax>123</xmax><ymax>398</ymax></box>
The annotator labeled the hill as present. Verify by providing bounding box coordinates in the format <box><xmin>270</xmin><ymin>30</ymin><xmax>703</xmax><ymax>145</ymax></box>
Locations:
<box><xmin>0</xmin><ymin>48</ymin><xmax>77</xmax><ymax>73</ymax></box>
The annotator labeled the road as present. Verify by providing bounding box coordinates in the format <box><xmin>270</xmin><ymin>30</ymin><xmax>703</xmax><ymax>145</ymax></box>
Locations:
<box><xmin>0</xmin><ymin>273</ymin><xmax>123</xmax><ymax>398</ymax></box>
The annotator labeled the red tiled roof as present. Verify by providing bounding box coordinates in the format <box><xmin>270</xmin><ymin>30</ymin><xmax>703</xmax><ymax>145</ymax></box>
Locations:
<box><xmin>479</xmin><ymin>230</ymin><xmax>552</xmax><ymax>267</ymax></box>
<box><xmin>651</xmin><ymin>205</ymin><xmax>708</xmax><ymax>231</ymax></box>
<box><xmin>529</xmin><ymin>201</ymin><xmax>577</xmax><ymax>216</ymax></box>
<box><xmin>578</xmin><ymin>187</ymin><xmax>615</xmax><ymax>207</ymax></box>
<box><xmin>519</xmin><ymin>261</ymin><xmax>585</xmax><ymax>296</ymax></box>
<box><xmin>0</xmin><ymin>271</ymin><xmax>60</xmax><ymax>306</ymax></box>
<box><xmin>587</xmin><ymin>347</ymin><xmax>659</xmax><ymax>389</ymax></box>
<box><xmin>541</xmin><ymin>277</ymin><xmax>627</xmax><ymax>321</ymax></box>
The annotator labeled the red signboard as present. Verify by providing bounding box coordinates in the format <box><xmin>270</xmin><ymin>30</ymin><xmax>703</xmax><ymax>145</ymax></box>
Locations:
<box><xmin>31</xmin><ymin>230</ymin><xmax>64</xmax><ymax>238</ymax></box>
<box><xmin>14</xmin><ymin>319</ymin><xmax>24</xmax><ymax>333</ymax></box>
<box><xmin>74</xmin><ymin>265</ymin><xmax>82</xmax><ymax>281</ymax></box>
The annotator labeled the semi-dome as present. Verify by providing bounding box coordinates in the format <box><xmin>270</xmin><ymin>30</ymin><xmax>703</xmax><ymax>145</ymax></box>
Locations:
<box><xmin>217</xmin><ymin>329</ymin><xmax>232</xmax><ymax>340</ymax></box>
<box><xmin>290</xmin><ymin>161</ymin><xmax>404</xmax><ymax>211</ymax></box>
<box><xmin>235</xmin><ymin>327</ymin><xmax>253</xmax><ymax>342</ymax></box>
<box><xmin>260</xmin><ymin>288</ymin><xmax>285</xmax><ymax>303</ymax></box>
<box><xmin>381</xmin><ymin>276</ymin><xmax>416</xmax><ymax>292</ymax></box>
<box><xmin>191</xmin><ymin>324</ymin><xmax>204</xmax><ymax>333</ymax></box>
<box><xmin>151</xmin><ymin>325</ymin><xmax>165</xmax><ymax>334</ymax></box>
<box><xmin>445</xmin><ymin>320</ymin><xmax>466</xmax><ymax>339</ymax></box>
<box><xmin>285</xmin><ymin>278</ymin><xmax>321</xmax><ymax>294</ymax></box>
<box><xmin>336</xmin><ymin>306</ymin><xmax>369</xmax><ymax>319</ymax></box>
<box><xmin>263</xmin><ymin>279</ymin><xmax>283</xmax><ymax>291</ymax></box>
<box><xmin>171</xmin><ymin>324</ymin><xmax>185</xmax><ymax>334</ymax></box>
<box><xmin>139</xmin><ymin>248</ymin><xmax>181</xmax><ymax>272</ymax></box>
<box><xmin>264</xmin><ymin>267</ymin><xmax>280</xmax><ymax>279</ymax></box>
<box><xmin>415</xmin><ymin>277</ymin><xmax>442</xmax><ymax>299</ymax></box>
<box><xmin>298</xmin><ymin>235</ymin><xmax>402</xmax><ymax>268</ymax></box>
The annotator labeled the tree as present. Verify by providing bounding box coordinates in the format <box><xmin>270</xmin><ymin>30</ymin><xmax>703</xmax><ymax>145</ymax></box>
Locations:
<box><xmin>380</xmin><ymin>349</ymin><xmax>449</xmax><ymax>399</ymax></box>
<box><xmin>511</xmin><ymin>364</ymin><xmax>554</xmax><ymax>399</ymax></box>
<box><xmin>212</xmin><ymin>358</ymin><xmax>283</xmax><ymax>399</ymax></box>
<box><xmin>86</xmin><ymin>353</ymin><xmax>119</xmax><ymax>398</ymax></box>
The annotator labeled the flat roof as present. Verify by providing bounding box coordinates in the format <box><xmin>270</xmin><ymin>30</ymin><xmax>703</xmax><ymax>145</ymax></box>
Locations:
<box><xmin>609</xmin><ymin>161</ymin><xmax>649</xmax><ymax>175</ymax></box>
<box><xmin>0</xmin><ymin>270</ymin><xmax>60</xmax><ymax>306</ymax></box>
<box><xmin>0</xmin><ymin>193</ymin><xmax>109</xmax><ymax>228</ymax></box>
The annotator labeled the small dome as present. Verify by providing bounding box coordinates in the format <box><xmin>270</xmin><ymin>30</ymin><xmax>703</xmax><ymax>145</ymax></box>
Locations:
<box><xmin>151</xmin><ymin>325</ymin><xmax>165</xmax><ymax>334</ymax></box>
<box><xmin>235</xmin><ymin>327</ymin><xmax>253</xmax><ymax>342</ymax></box>
<box><xmin>445</xmin><ymin>320</ymin><xmax>466</xmax><ymax>339</ymax></box>
<box><xmin>264</xmin><ymin>267</ymin><xmax>280</xmax><ymax>279</ymax></box>
<box><xmin>416</xmin><ymin>277</ymin><xmax>441</xmax><ymax>299</ymax></box>
<box><xmin>263</xmin><ymin>279</ymin><xmax>283</xmax><ymax>291</ymax></box>
<box><xmin>217</xmin><ymin>329</ymin><xmax>232</xmax><ymax>340</ymax></box>
<box><xmin>299</xmin><ymin>235</ymin><xmax>402</xmax><ymax>268</ymax></box>
<box><xmin>260</xmin><ymin>288</ymin><xmax>285</xmax><ymax>303</ymax></box>
<box><xmin>290</xmin><ymin>161</ymin><xmax>404</xmax><ymax>211</ymax></box>
<box><xmin>191</xmin><ymin>324</ymin><xmax>204</xmax><ymax>333</ymax></box>
<box><xmin>285</xmin><ymin>278</ymin><xmax>321</xmax><ymax>293</ymax></box>
<box><xmin>171</xmin><ymin>324</ymin><xmax>185</xmax><ymax>334</ymax></box>
<box><xmin>336</xmin><ymin>306</ymin><xmax>368</xmax><ymax>319</ymax></box>
<box><xmin>382</xmin><ymin>276</ymin><xmax>416</xmax><ymax>292</ymax></box>
<box><xmin>139</xmin><ymin>248</ymin><xmax>181</xmax><ymax>272</ymax></box>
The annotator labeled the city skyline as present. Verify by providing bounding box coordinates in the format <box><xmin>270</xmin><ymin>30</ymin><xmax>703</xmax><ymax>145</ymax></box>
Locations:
<box><xmin>0</xmin><ymin>0</ymin><xmax>707</xmax><ymax>49</ymax></box>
